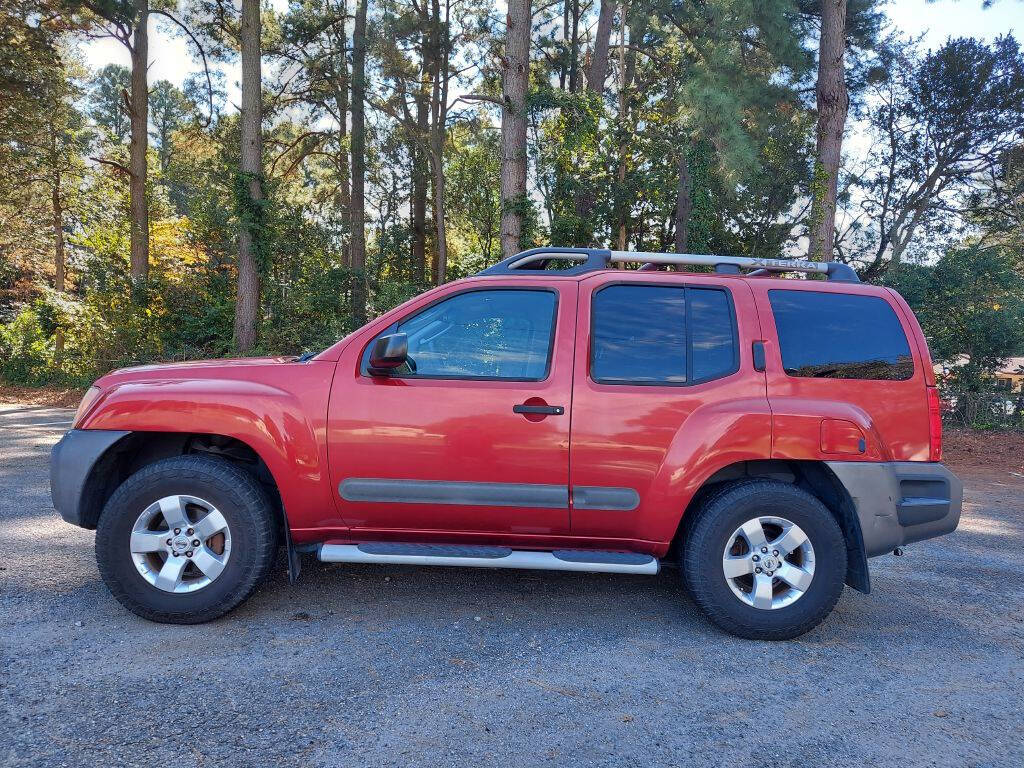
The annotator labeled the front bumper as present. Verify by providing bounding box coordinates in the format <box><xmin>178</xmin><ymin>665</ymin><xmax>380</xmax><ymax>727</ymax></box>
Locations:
<box><xmin>51</xmin><ymin>429</ymin><xmax>130</xmax><ymax>528</ymax></box>
<box><xmin>826</xmin><ymin>461</ymin><xmax>963</xmax><ymax>557</ymax></box>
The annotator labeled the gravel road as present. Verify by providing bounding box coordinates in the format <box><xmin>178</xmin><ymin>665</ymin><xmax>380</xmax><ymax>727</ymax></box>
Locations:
<box><xmin>2</xmin><ymin>404</ymin><xmax>1023</xmax><ymax>767</ymax></box>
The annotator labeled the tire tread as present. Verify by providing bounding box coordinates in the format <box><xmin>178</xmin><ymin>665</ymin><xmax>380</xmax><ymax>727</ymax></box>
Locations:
<box><xmin>95</xmin><ymin>455</ymin><xmax>278</xmax><ymax>624</ymax></box>
<box><xmin>681</xmin><ymin>479</ymin><xmax>847</xmax><ymax>640</ymax></box>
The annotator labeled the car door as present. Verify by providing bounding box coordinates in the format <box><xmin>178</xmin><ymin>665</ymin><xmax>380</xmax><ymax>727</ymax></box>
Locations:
<box><xmin>327</xmin><ymin>279</ymin><xmax>576</xmax><ymax>537</ymax></box>
<box><xmin>568</xmin><ymin>272</ymin><xmax>771</xmax><ymax>545</ymax></box>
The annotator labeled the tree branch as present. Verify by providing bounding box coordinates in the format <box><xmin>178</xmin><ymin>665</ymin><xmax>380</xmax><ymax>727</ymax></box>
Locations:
<box><xmin>452</xmin><ymin>93</ymin><xmax>505</xmax><ymax>108</ymax></box>
<box><xmin>90</xmin><ymin>156</ymin><xmax>131</xmax><ymax>176</ymax></box>
<box><xmin>149</xmin><ymin>9</ymin><xmax>215</xmax><ymax>127</ymax></box>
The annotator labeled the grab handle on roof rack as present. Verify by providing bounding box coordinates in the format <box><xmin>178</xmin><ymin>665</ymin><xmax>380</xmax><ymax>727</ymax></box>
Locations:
<box><xmin>477</xmin><ymin>248</ymin><xmax>611</xmax><ymax>276</ymax></box>
<box><xmin>824</xmin><ymin>262</ymin><xmax>860</xmax><ymax>282</ymax></box>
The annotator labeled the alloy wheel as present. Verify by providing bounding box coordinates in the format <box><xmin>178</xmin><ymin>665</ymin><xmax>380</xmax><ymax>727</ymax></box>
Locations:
<box><xmin>721</xmin><ymin>515</ymin><xmax>815</xmax><ymax>610</ymax></box>
<box><xmin>129</xmin><ymin>495</ymin><xmax>232</xmax><ymax>594</ymax></box>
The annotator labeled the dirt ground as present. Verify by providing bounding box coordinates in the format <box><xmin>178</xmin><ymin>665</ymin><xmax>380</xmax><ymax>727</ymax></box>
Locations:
<box><xmin>0</xmin><ymin>383</ymin><xmax>86</xmax><ymax>408</ymax></box>
<box><xmin>943</xmin><ymin>428</ymin><xmax>1024</xmax><ymax>479</ymax></box>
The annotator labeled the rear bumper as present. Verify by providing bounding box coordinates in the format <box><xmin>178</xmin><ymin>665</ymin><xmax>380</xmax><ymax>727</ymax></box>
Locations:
<box><xmin>51</xmin><ymin>429</ymin><xmax>130</xmax><ymax>527</ymax></box>
<box><xmin>826</xmin><ymin>461</ymin><xmax>963</xmax><ymax>557</ymax></box>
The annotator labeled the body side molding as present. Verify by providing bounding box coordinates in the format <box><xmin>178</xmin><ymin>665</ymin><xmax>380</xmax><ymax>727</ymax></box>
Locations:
<box><xmin>338</xmin><ymin>478</ymin><xmax>569</xmax><ymax>508</ymax></box>
<box><xmin>338</xmin><ymin>478</ymin><xmax>642</xmax><ymax>512</ymax></box>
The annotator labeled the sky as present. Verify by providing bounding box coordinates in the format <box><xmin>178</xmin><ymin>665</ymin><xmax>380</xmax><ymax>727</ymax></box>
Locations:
<box><xmin>81</xmin><ymin>0</ymin><xmax>1024</xmax><ymax>103</ymax></box>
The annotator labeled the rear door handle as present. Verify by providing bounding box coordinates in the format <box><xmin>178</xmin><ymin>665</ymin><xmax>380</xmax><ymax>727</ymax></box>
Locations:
<box><xmin>752</xmin><ymin>341</ymin><xmax>766</xmax><ymax>372</ymax></box>
<box><xmin>513</xmin><ymin>404</ymin><xmax>564</xmax><ymax>415</ymax></box>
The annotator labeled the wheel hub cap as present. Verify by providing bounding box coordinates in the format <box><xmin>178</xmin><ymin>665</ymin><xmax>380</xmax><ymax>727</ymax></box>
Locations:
<box><xmin>721</xmin><ymin>515</ymin><xmax>815</xmax><ymax>610</ymax></box>
<box><xmin>129</xmin><ymin>494</ymin><xmax>232</xmax><ymax>594</ymax></box>
<box><xmin>170</xmin><ymin>535</ymin><xmax>191</xmax><ymax>555</ymax></box>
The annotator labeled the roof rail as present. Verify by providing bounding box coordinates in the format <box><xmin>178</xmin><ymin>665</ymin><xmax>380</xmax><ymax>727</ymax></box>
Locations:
<box><xmin>476</xmin><ymin>247</ymin><xmax>860</xmax><ymax>283</ymax></box>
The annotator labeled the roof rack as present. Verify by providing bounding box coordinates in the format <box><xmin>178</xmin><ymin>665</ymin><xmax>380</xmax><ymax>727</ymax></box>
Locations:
<box><xmin>476</xmin><ymin>247</ymin><xmax>860</xmax><ymax>283</ymax></box>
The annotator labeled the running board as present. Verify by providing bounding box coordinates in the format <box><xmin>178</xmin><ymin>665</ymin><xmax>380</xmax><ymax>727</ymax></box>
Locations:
<box><xmin>317</xmin><ymin>542</ymin><xmax>660</xmax><ymax>575</ymax></box>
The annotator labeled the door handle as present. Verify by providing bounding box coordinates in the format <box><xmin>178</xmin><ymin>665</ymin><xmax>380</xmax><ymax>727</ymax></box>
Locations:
<box><xmin>752</xmin><ymin>341</ymin><xmax>766</xmax><ymax>372</ymax></box>
<box><xmin>513</xmin><ymin>404</ymin><xmax>564</xmax><ymax>415</ymax></box>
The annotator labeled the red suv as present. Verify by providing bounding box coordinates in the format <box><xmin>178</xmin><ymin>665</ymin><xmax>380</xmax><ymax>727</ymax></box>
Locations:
<box><xmin>51</xmin><ymin>248</ymin><xmax>961</xmax><ymax>639</ymax></box>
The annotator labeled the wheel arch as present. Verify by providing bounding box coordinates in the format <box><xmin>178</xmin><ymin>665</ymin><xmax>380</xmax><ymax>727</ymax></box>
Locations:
<box><xmin>673</xmin><ymin>459</ymin><xmax>870</xmax><ymax>593</ymax></box>
<box><xmin>80</xmin><ymin>431</ymin><xmax>300</xmax><ymax>581</ymax></box>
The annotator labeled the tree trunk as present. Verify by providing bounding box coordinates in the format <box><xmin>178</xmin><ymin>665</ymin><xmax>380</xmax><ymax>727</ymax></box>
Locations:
<box><xmin>569</xmin><ymin>0</ymin><xmax>615</xmax><ymax>235</ymax></box>
<box><xmin>330</xmin><ymin>0</ymin><xmax>351</xmax><ymax>266</ymax></box>
<box><xmin>350</xmin><ymin>0</ymin><xmax>368</xmax><ymax>325</ymax></box>
<box><xmin>411</xmin><ymin>14</ymin><xmax>431</xmax><ymax>284</ymax></box>
<box><xmin>499</xmin><ymin>0</ymin><xmax>531</xmax><ymax>260</ymax></box>
<box><xmin>51</xmin><ymin>123</ymin><xmax>65</xmax><ymax>364</ymax></box>
<box><xmin>412</xmin><ymin>88</ymin><xmax>428</xmax><ymax>283</ymax></box>
<box><xmin>429</xmin><ymin>147</ymin><xmax>447</xmax><ymax>284</ymax></box>
<box><xmin>559</xmin><ymin>0</ymin><xmax>569</xmax><ymax>90</ymax></box>
<box><xmin>614</xmin><ymin>2</ymin><xmax>637</xmax><ymax>251</ymax></box>
<box><xmin>52</xmin><ymin>182</ymin><xmax>65</xmax><ymax>294</ymax></box>
<box><xmin>673</xmin><ymin>147</ymin><xmax>691</xmax><ymax>253</ymax></box>
<box><xmin>128</xmin><ymin>0</ymin><xmax>149</xmax><ymax>290</ymax></box>
<box><xmin>807</xmin><ymin>0</ymin><xmax>849</xmax><ymax>262</ymax></box>
<box><xmin>428</xmin><ymin>0</ymin><xmax>450</xmax><ymax>284</ymax></box>
<box><xmin>567</xmin><ymin>0</ymin><xmax>580</xmax><ymax>92</ymax></box>
<box><xmin>587</xmin><ymin>0</ymin><xmax>614</xmax><ymax>93</ymax></box>
<box><xmin>234</xmin><ymin>0</ymin><xmax>263</xmax><ymax>352</ymax></box>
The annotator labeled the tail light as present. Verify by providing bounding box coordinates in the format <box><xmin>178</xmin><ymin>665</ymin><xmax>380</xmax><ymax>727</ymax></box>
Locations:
<box><xmin>927</xmin><ymin>386</ymin><xmax>942</xmax><ymax>462</ymax></box>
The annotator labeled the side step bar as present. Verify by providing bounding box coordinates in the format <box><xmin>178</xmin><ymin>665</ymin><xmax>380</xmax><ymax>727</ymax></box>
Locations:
<box><xmin>318</xmin><ymin>542</ymin><xmax>660</xmax><ymax>575</ymax></box>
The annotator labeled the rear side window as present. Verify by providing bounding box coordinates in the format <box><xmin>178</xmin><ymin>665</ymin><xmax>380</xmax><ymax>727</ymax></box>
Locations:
<box><xmin>768</xmin><ymin>290</ymin><xmax>914</xmax><ymax>380</ymax></box>
<box><xmin>590</xmin><ymin>284</ymin><xmax>737</xmax><ymax>385</ymax></box>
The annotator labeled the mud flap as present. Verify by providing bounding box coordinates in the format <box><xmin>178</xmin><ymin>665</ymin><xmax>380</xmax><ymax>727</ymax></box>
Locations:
<box><xmin>282</xmin><ymin>513</ymin><xmax>301</xmax><ymax>583</ymax></box>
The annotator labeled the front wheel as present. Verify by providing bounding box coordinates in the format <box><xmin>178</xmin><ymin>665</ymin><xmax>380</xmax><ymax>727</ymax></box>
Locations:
<box><xmin>681</xmin><ymin>480</ymin><xmax>847</xmax><ymax>640</ymax></box>
<box><xmin>96</xmin><ymin>455</ymin><xmax>279</xmax><ymax>623</ymax></box>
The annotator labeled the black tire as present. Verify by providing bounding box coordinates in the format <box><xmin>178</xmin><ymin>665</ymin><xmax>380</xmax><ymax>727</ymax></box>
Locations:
<box><xmin>681</xmin><ymin>480</ymin><xmax>847</xmax><ymax>640</ymax></box>
<box><xmin>96</xmin><ymin>455</ymin><xmax>279</xmax><ymax>624</ymax></box>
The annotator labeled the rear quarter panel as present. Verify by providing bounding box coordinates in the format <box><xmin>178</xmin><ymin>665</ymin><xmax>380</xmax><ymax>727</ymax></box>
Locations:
<box><xmin>747</xmin><ymin>280</ymin><xmax>930</xmax><ymax>462</ymax></box>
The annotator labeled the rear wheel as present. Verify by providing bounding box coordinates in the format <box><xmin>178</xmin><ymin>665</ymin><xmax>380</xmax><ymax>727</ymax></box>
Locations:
<box><xmin>96</xmin><ymin>455</ymin><xmax>278</xmax><ymax>623</ymax></box>
<box><xmin>681</xmin><ymin>480</ymin><xmax>847</xmax><ymax>640</ymax></box>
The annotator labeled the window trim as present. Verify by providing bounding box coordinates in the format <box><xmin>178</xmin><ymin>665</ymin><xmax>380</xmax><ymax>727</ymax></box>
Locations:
<box><xmin>588</xmin><ymin>282</ymin><xmax>740</xmax><ymax>387</ymax></box>
<box><xmin>768</xmin><ymin>288</ymin><xmax>916</xmax><ymax>382</ymax></box>
<box><xmin>359</xmin><ymin>286</ymin><xmax>561</xmax><ymax>383</ymax></box>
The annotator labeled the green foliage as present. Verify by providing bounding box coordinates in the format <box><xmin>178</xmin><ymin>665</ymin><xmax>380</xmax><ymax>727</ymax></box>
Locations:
<box><xmin>851</xmin><ymin>35</ymin><xmax>1024</xmax><ymax>275</ymax></box>
<box><xmin>888</xmin><ymin>245</ymin><xmax>1024</xmax><ymax>389</ymax></box>
<box><xmin>0</xmin><ymin>304</ymin><xmax>52</xmax><ymax>384</ymax></box>
<box><xmin>445</xmin><ymin>121</ymin><xmax>503</xmax><ymax>271</ymax></box>
<box><xmin>150</xmin><ymin>79</ymin><xmax>197</xmax><ymax>176</ymax></box>
<box><xmin>89</xmin><ymin>63</ymin><xmax>131</xmax><ymax>143</ymax></box>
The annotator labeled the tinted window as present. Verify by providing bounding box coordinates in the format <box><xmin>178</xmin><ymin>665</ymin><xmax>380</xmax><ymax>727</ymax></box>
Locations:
<box><xmin>382</xmin><ymin>289</ymin><xmax>556</xmax><ymax>380</ymax></box>
<box><xmin>769</xmin><ymin>290</ymin><xmax>914</xmax><ymax>380</ymax></box>
<box><xmin>690</xmin><ymin>288</ymin><xmax>737</xmax><ymax>380</ymax></box>
<box><xmin>591</xmin><ymin>285</ymin><xmax>737</xmax><ymax>385</ymax></box>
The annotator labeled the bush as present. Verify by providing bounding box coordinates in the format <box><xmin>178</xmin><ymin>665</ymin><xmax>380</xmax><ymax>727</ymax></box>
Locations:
<box><xmin>0</xmin><ymin>304</ymin><xmax>52</xmax><ymax>384</ymax></box>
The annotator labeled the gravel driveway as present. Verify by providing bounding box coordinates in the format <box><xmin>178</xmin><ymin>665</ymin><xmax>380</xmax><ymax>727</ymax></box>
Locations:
<box><xmin>2</xmin><ymin>404</ymin><xmax>1023</xmax><ymax>767</ymax></box>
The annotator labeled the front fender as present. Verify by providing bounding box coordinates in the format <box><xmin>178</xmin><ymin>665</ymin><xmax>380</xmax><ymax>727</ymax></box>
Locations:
<box><xmin>80</xmin><ymin>370</ymin><xmax>336</xmax><ymax>531</ymax></box>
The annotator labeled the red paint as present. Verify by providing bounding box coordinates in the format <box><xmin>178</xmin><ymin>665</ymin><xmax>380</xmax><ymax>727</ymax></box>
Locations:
<box><xmin>747</xmin><ymin>280</ymin><xmax>931</xmax><ymax>462</ymax></box>
<box><xmin>80</xmin><ymin>269</ymin><xmax>939</xmax><ymax>555</ymax></box>
<box><xmin>927</xmin><ymin>386</ymin><xmax>943</xmax><ymax>462</ymax></box>
<box><xmin>567</xmin><ymin>272</ymin><xmax>771</xmax><ymax>546</ymax></box>
<box><xmin>325</xmin><ymin>278</ymin><xmax>577</xmax><ymax>535</ymax></box>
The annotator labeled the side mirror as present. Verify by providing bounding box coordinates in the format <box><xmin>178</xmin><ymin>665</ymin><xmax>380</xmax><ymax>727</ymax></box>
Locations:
<box><xmin>368</xmin><ymin>333</ymin><xmax>409</xmax><ymax>374</ymax></box>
